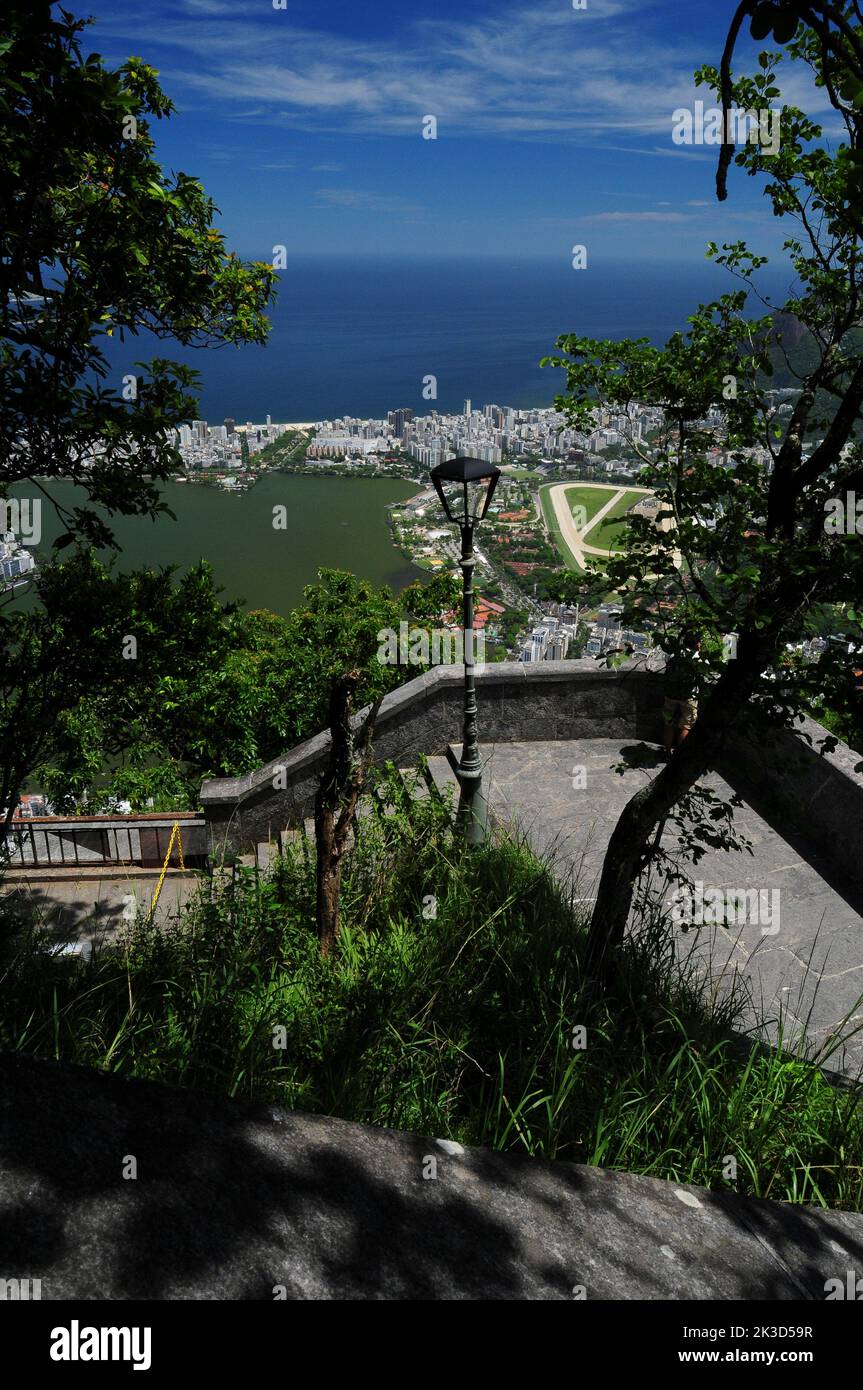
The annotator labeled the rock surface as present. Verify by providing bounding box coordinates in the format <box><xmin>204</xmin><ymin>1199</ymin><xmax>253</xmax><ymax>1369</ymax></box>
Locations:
<box><xmin>1</xmin><ymin>1054</ymin><xmax>862</xmax><ymax>1300</ymax></box>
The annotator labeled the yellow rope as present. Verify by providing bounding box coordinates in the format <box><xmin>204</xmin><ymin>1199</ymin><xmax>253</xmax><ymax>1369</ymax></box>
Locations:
<box><xmin>146</xmin><ymin>822</ymin><xmax>185</xmax><ymax>922</ymax></box>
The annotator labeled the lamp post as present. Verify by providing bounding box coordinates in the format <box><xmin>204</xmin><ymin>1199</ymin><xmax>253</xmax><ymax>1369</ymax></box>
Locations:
<box><xmin>430</xmin><ymin>456</ymin><xmax>501</xmax><ymax>845</ymax></box>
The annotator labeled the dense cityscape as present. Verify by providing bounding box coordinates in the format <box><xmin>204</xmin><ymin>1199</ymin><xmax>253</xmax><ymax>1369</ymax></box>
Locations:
<box><xmin>8</xmin><ymin>387</ymin><xmax>850</xmax><ymax>668</ymax></box>
<box><xmin>166</xmin><ymin>390</ymin><xmax>828</xmax><ymax>667</ymax></box>
<box><xmin>168</xmin><ymin>398</ymin><xmax>669</xmax><ymax>661</ymax></box>
<box><xmin>171</xmin><ymin>391</ymin><xmax>798</xmax><ymax>482</ymax></box>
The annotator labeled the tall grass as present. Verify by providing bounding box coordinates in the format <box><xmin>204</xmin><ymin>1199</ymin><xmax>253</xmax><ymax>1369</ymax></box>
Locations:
<box><xmin>1</xmin><ymin>765</ymin><xmax>861</xmax><ymax>1210</ymax></box>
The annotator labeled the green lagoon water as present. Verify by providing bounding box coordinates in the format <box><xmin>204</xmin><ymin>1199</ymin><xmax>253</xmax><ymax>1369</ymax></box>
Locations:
<box><xmin>12</xmin><ymin>474</ymin><xmax>422</xmax><ymax>617</ymax></box>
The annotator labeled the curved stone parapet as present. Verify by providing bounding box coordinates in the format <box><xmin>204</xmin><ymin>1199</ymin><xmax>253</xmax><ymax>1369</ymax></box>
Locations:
<box><xmin>722</xmin><ymin>712</ymin><xmax>863</xmax><ymax>895</ymax></box>
<box><xmin>200</xmin><ymin>659</ymin><xmax>664</xmax><ymax>858</ymax></box>
<box><xmin>199</xmin><ymin>658</ymin><xmax>863</xmax><ymax>899</ymax></box>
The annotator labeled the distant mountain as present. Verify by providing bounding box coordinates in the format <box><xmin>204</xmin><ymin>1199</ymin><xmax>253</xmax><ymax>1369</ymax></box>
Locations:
<box><xmin>765</xmin><ymin>311</ymin><xmax>863</xmax><ymax>389</ymax></box>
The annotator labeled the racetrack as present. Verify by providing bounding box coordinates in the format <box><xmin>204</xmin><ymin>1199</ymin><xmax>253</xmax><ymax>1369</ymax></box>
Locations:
<box><xmin>546</xmin><ymin>482</ymin><xmax>651</xmax><ymax>569</ymax></box>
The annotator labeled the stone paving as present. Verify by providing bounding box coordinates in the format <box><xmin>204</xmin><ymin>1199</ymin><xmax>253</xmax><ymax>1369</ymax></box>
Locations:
<box><xmin>0</xmin><ymin>870</ymin><xmax>195</xmax><ymax>957</ymax></box>
<box><xmin>428</xmin><ymin>740</ymin><xmax>863</xmax><ymax>1077</ymax></box>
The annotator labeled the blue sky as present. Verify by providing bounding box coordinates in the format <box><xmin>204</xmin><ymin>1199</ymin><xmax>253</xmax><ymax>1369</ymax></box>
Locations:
<box><xmin>84</xmin><ymin>0</ymin><xmax>832</xmax><ymax>264</ymax></box>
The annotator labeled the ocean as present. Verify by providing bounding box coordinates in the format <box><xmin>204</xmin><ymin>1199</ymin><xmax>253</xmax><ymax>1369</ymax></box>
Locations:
<box><xmin>108</xmin><ymin>255</ymin><xmax>783</xmax><ymax>424</ymax></box>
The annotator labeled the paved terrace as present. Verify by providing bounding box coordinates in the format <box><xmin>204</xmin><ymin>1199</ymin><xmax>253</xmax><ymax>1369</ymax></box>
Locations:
<box><xmin>0</xmin><ymin>812</ymin><xmax>207</xmax><ymax>955</ymax></box>
<box><xmin>0</xmin><ymin>869</ymin><xmax>196</xmax><ymax>957</ymax></box>
<box><xmin>427</xmin><ymin>740</ymin><xmax>863</xmax><ymax>1077</ymax></box>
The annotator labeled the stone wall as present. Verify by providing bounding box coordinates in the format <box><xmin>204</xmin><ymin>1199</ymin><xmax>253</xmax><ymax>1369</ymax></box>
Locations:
<box><xmin>200</xmin><ymin>660</ymin><xmax>664</xmax><ymax>858</ymax></box>
<box><xmin>200</xmin><ymin>660</ymin><xmax>863</xmax><ymax>897</ymax></box>
<box><xmin>723</xmin><ymin>714</ymin><xmax>863</xmax><ymax>894</ymax></box>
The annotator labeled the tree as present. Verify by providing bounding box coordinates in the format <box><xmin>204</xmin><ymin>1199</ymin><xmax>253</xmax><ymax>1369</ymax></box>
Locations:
<box><xmin>0</xmin><ymin>561</ymin><xmax>463</xmax><ymax>837</ymax></box>
<box><xmin>0</xmin><ymin>3</ymin><xmax>275</xmax><ymax>820</ymax></box>
<box><xmin>178</xmin><ymin>567</ymin><xmax>462</xmax><ymax>956</ymax></box>
<box><xmin>0</xmin><ymin>553</ymin><xmax>245</xmax><ymax>825</ymax></box>
<box><xmin>0</xmin><ymin>3</ymin><xmax>276</xmax><ymax>551</ymax></box>
<box><xmin>544</xmin><ymin>571</ymin><xmax>608</xmax><ymax>611</ymax></box>
<box><xmin>543</xmin><ymin>4</ymin><xmax>863</xmax><ymax>976</ymax></box>
<box><xmin>290</xmin><ymin>569</ymin><xmax>459</xmax><ymax>955</ymax></box>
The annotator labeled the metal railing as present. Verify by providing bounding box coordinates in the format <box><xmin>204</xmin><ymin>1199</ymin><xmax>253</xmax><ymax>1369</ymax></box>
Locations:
<box><xmin>0</xmin><ymin>813</ymin><xmax>207</xmax><ymax>870</ymax></box>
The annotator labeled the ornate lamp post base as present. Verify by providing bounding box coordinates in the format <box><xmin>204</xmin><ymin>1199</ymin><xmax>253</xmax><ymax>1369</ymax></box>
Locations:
<box><xmin>445</xmin><ymin>746</ymin><xmax>489</xmax><ymax>846</ymax></box>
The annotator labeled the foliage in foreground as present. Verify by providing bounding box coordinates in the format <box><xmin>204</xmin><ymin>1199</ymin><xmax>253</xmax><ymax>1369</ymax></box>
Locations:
<box><xmin>3</xmin><ymin>564</ymin><xmax>461</xmax><ymax>817</ymax></box>
<box><xmin>1</xmin><ymin>771</ymin><xmax>861</xmax><ymax>1211</ymax></box>
<box><xmin>542</xmin><ymin>10</ymin><xmax>863</xmax><ymax>964</ymax></box>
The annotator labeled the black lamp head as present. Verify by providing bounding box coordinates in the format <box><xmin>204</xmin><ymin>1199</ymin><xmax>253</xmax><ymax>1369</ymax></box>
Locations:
<box><xmin>430</xmin><ymin>456</ymin><xmax>501</xmax><ymax>527</ymax></box>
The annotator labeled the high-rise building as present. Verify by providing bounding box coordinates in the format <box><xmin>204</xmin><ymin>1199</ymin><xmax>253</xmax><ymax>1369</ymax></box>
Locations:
<box><xmin>520</xmin><ymin>627</ymin><xmax>550</xmax><ymax>663</ymax></box>
<box><xmin>388</xmin><ymin>408</ymin><xmax>413</xmax><ymax>439</ymax></box>
<box><xmin>1</xmin><ymin>551</ymin><xmax>35</xmax><ymax>580</ymax></box>
<box><xmin>224</xmin><ymin>418</ymin><xmax>235</xmax><ymax>436</ymax></box>
<box><xmin>548</xmin><ymin>633</ymin><xmax>570</xmax><ymax>661</ymax></box>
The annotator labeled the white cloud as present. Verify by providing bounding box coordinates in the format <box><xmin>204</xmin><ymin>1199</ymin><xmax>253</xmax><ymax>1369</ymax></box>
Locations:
<box><xmin>312</xmin><ymin>188</ymin><xmax>427</xmax><ymax>216</ymax></box>
<box><xmin>585</xmin><ymin>211</ymin><xmax>693</xmax><ymax>222</ymax></box>
<box><xmin>95</xmin><ymin>1</ymin><xmax>836</xmax><ymax>146</ymax></box>
<box><xmin>180</xmin><ymin>0</ymin><xmax>237</xmax><ymax>12</ymax></box>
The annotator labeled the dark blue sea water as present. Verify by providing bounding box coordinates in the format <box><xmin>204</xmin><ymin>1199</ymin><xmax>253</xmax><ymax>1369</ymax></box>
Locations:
<box><xmin>110</xmin><ymin>256</ymin><xmax>789</xmax><ymax>424</ymax></box>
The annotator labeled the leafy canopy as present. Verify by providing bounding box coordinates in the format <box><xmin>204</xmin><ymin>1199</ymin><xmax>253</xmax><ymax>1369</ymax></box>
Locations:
<box><xmin>0</xmin><ymin>2</ymin><xmax>277</xmax><ymax>549</ymax></box>
<box><xmin>542</xmin><ymin>19</ymin><xmax>863</xmax><ymax>753</ymax></box>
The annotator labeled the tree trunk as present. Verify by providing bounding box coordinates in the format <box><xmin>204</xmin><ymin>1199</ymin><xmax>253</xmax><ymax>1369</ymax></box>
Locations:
<box><xmin>315</xmin><ymin>807</ymin><xmax>342</xmax><ymax>958</ymax></box>
<box><xmin>0</xmin><ymin>766</ymin><xmax>27</xmax><ymax>865</ymax></box>
<box><xmin>585</xmin><ymin>640</ymin><xmax>767</xmax><ymax>978</ymax></box>
<box><xmin>314</xmin><ymin>672</ymin><xmax>382</xmax><ymax>958</ymax></box>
